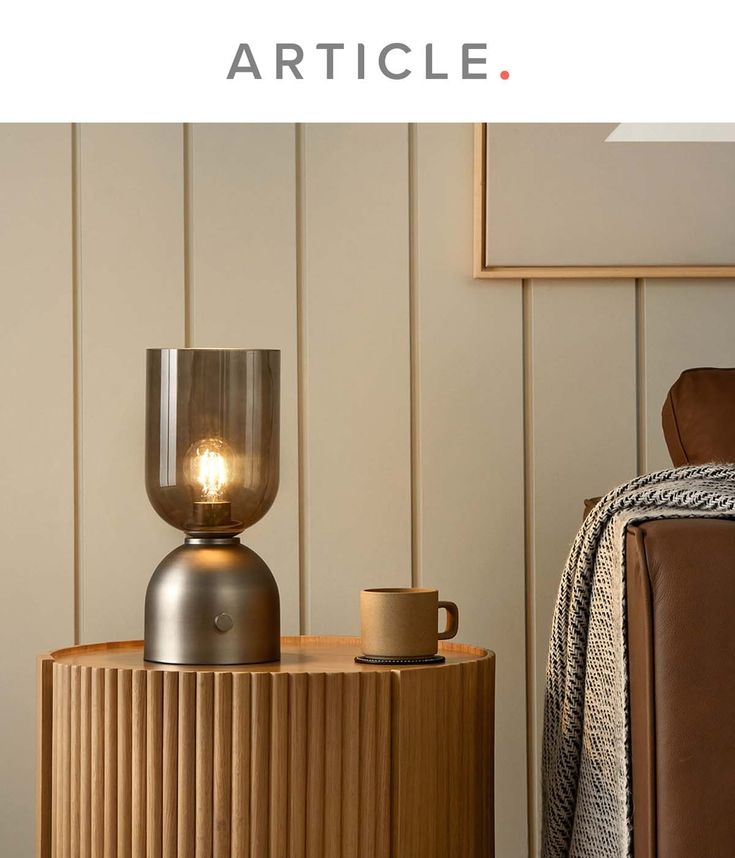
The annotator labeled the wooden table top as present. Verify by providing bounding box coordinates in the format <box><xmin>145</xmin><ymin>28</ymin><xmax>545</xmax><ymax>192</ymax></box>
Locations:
<box><xmin>48</xmin><ymin>635</ymin><xmax>491</xmax><ymax>674</ymax></box>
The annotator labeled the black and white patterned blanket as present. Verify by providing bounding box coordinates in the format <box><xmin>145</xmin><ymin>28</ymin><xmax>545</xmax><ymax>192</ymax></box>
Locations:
<box><xmin>542</xmin><ymin>464</ymin><xmax>735</xmax><ymax>858</ymax></box>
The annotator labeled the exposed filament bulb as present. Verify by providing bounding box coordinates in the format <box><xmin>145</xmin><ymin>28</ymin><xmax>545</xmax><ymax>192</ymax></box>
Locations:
<box><xmin>185</xmin><ymin>437</ymin><xmax>234</xmax><ymax>503</ymax></box>
<box><xmin>196</xmin><ymin>448</ymin><xmax>227</xmax><ymax>501</ymax></box>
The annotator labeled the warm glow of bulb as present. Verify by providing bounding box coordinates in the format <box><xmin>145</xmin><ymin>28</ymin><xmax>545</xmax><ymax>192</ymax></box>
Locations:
<box><xmin>184</xmin><ymin>437</ymin><xmax>234</xmax><ymax>503</ymax></box>
<box><xmin>196</xmin><ymin>448</ymin><xmax>228</xmax><ymax>501</ymax></box>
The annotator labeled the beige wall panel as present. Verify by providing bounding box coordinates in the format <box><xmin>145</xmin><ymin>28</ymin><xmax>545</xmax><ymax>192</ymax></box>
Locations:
<box><xmin>529</xmin><ymin>279</ymin><xmax>637</xmax><ymax>841</ymax></box>
<box><xmin>0</xmin><ymin>124</ymin><xmax>73</xmax><ymax>856</ymax></box>
<box><xmin>302</xmin><ymin>124</ymin><xmax>412</xmax><ymax>633</ymax></box>
<box><xmin>643</xmin><ymin>279</ymin><xmax>735</xmax><ymax>472</ymax></box>
<box><xmin>189</xmin><ymin>124</ymin><xmax>300</xmax><ymax>633</ymax></box>
<box><xmin>78</xmin><ymin>124</ymin><xmax>185</xmax><ymax>642</ymax></box>
<box><xmin>414</xmin><ymin>123</ymin><xmax>527</xmax><ymax>858</ymax></box>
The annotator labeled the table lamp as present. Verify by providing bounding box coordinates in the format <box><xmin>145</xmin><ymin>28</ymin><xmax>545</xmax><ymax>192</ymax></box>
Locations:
<box><xmin>143</xmin><ymin>348</ymin><xmax>280</xmax><ymax>664</ymax></box>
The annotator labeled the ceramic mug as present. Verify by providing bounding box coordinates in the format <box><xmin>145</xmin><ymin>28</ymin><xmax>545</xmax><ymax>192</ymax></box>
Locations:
<box><xmin>360</xmin><ymin>587</ymin><xmax>460</xmax><ymax>658</ymax></box>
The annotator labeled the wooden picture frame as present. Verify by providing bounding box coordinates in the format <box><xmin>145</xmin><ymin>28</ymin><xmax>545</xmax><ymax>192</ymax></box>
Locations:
<box><xmin>473</xmin><ymin>123</ymin><xmax>735</xmax><ymax>280</ymax></box>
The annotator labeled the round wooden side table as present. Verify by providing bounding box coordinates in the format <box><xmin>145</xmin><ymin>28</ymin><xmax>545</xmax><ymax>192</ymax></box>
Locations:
<box><xmin>37</xmin><ymin>636</ymin><xmax>494</xmax><ymax>858</ymax></box>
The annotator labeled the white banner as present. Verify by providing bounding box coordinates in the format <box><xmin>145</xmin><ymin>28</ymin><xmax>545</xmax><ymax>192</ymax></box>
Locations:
<box><xmin>0</xmin><ymin>0</ymin><xmax>733</xmax><ymax>120</ymax></box>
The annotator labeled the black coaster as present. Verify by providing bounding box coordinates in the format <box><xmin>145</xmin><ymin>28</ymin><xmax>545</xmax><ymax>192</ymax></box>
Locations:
<box><xmin>354</xmin><ymin>653</ymin><xmax>446</xmax><ymax>666</ymax></box>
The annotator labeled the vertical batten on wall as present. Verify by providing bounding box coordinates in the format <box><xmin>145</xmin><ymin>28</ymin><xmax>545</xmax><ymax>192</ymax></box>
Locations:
<box><xmin>635</xmin><ymin>279</ymin><xmax>648</xmax><ymax>475</ymax></box>
<box><xmin>521</xmin><ymin>278</ymin><xmax>538</xmax><ymax>856</ymax></box>
<box><xmin>182</xmin><ymin>124</ymin><xmax>193</xmax><ymax>350</ymax></box>
<box><xmin>72</xmin><ymin>123</ymin><xmax>82</xmax><ymax>645</ymax></box>
<box><xmin>408</xmin><ymin>123</ymin><xmax>422</xmax><ymax>588</ymax></box>
<box><xmin>295</xmin><ymin>123</ymin><xmax>309</xmax><ymax>635</ymax></box>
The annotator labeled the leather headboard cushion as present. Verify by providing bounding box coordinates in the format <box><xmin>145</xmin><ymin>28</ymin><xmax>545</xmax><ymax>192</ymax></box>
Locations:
<box><xmin>662</xmin><ymin>368</ymin><xmax>735</xmax><ymax>466</ymax></box>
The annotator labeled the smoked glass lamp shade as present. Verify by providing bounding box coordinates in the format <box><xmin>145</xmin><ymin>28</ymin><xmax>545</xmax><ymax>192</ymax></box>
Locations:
<box><xmin>145</xmin><ymin>348</ymin><xmax>280</xmax><ymax>537</ymax></box>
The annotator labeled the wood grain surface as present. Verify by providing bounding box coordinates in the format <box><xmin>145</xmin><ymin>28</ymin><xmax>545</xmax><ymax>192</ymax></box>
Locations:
<box><xmin>41</xmin><ymin>637</ymin><xmax>494</xmax><ymax>857</ymax></box>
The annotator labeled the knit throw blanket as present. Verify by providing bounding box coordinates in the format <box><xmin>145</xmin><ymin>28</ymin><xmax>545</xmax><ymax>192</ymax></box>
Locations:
<box><xmin>542</xmin><ymin>464</ymin><xmax>735</xmax><ymax>858</ymax></box>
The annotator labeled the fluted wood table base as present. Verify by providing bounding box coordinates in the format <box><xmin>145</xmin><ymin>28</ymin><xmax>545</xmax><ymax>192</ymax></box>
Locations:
<box><xmin>38</xmin><ymin>636</ymin><xmax>494</xmax><ymax>858</ymax></box>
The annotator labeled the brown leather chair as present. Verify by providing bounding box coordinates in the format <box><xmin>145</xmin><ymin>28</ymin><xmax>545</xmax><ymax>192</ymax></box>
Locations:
<box><xmin>619</xmin><ymin>369</ymin><xmax>735</xmax><ymax>858</ymax></box>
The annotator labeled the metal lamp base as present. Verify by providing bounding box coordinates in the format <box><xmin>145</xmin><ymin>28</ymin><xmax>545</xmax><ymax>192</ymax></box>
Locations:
<box><xmin>144</xmin><ymin>536</ymin><xmax>280</xmax><ymax>665</ymax></box>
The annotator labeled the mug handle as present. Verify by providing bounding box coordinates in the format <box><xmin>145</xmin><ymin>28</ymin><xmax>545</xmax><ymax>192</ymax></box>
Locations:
<box><xmin>437</xmin><ymin>601</ymin><xmax>459</xmax><ymax>641</ymax></box>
